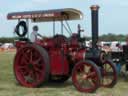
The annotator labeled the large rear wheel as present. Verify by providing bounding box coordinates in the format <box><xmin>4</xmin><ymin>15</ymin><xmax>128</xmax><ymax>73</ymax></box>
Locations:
<box><xmin>72</xmin><ymin>60</ymin><xmax>101</xmax><ymax>93</ymax></box>
<box><xmin>14</xmin><ymin>44</ymin><xmax>50</xmax><ymax>87</ymax></box>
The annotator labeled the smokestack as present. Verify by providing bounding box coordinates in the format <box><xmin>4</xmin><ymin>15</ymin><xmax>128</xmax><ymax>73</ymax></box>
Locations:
<box><xmin>90</xmin><ymin>5</ymin><xmax>100</xmax><ymax>49</ymax></box>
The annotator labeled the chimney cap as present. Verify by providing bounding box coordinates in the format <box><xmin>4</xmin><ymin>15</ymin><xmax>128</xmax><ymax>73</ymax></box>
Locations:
<box><xmin>90</xmin><ymin>5</ymin><xmax>100</xmax><ymax>11</ymax></box>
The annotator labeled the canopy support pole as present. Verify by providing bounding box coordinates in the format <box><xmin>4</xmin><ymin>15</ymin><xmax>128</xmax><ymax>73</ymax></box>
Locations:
<box><xmin>53</xmin><ymin>19</ymin><xmax>55</xmax><ymax>36</ymax></box>
<box><xmin>61</xmin><ymin>20</ymin><xmax>63</xmax><ymax>35</ymax></box>
<box><xmin>26</xmin><ymin>19</ymin><xmax>29</xmax><ymax>38</ymax></box>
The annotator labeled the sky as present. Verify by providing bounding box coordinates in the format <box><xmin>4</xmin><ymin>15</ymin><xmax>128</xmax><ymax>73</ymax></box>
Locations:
<box><xmin>1</xmin><ymin>0</ymin><xmax>128</xmax><ymax>37</ymax></box>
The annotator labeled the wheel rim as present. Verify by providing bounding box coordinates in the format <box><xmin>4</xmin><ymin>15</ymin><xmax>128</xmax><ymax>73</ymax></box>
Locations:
<box><xmin>72</xmin><ymin>61</ymin><xmax>100</xmax><ymax>92</ymax></box>
<box><xmin>101</xmin><ymin>60</ymin><xmax>117</xmax><ymax>87</ymax></box>
<box><xmin>14</xmin><ymin>46</ymin><xmax>45</xmax><ymax>87</ymax></box>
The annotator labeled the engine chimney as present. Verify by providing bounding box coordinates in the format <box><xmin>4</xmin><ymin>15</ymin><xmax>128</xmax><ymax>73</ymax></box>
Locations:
<box><xmin>90</xmin><ymin>5</ymin><xmax>100</xmax><ymax>49</ymax></box>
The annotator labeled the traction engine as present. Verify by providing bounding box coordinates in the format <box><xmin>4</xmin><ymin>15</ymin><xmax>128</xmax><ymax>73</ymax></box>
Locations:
<box><xmin>7</xmin><ymin>5</ymin><xmax>117</xmax><ymax>93</ymax></box>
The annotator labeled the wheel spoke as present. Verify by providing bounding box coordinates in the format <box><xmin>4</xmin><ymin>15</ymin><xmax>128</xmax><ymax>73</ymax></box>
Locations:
<box><xmin>104</xmin><ymin>68</ymin><xmax>113</xmax><ymax>76</ymax></box>
<box><xmin>103</xmin><ymin>76</ymin><xmax>112</xmax><ymax>84</ymax></box>
<box><xmin>101</xmin><ymin>60</ymin><xmax>117</xmax><ymax>87</ymax></box>
<box><xmin>29</xmin><ymin>70</ymin><xmax>36</xmax><ymax>81</ymax></box>
<box><xmin>34</xmin><ymin>66</ymin><xmax>42</xmax><ymax>73</ymax></box>
<box><xmin>22</xmin><ymin>57</ymin><xmax>29</xmax><ymax>64</ymax></box>
<box><xmin>14</xmin><ymin>45</ymin><xmax>49</xmax><ymax>87</ymax></box>
<box><xmin>79</xmin><ymin>67</ymin><xmax>83</xmax><ymax>72</ymax></box>
<box><xmin>87</xmin><ymin>72</ymin><xmax>95</xmax><ymax>78</ymax></box>
<box><xmin>106</xmin><ymin>65</ymin><xmax>112</xmax><ymax>71</ymax></box>
<box><xmin>81</xmin><ymin>79</ymin><xmax>94</xmax><ymax>89</ymax></box>
<box><xmin>20</xmin><ymin>69</ymin><xmax>29</xmax><ymax>76</ymax></box>
<box><xmin>84</xmin><ymin>65</ymin><xmax>91</xmax><ymax>74</ymax></box>
<box><xmin>72</xmin><ymin>61</ymin><xmax>100</xmax><ymax>93</ymax></box>
<box><xmin>18</xmin><ymin>65</ymin><xmax>27</xmax><ymax>70</ymax></box>
<box><xmin>30</xmin><ymin>50</ymin><xmax>33</xmax><ymax>62</ymax></box>
<box><xmin>33</xmin><ymin>58</ymin><xmax>41</xmax><ymax>65</ymax></box>
<box><xmin>23</xmin><ymin>53</ymin><xmax>30</xmax><ymax>63</ymax></box>
<box><xmin>80</xmin><ymin>80</ymin><xmax>86</xmax><ymax>87</ymax></box>
<box><xmin>88</xmin><ymin>79</ymin><xmax>95</xmax><ymax>87</ymax></box>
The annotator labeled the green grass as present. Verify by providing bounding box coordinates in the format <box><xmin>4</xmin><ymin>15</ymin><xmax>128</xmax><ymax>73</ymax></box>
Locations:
<box><xmin>0</xmin><ymin>52</ymin><xmax>128</xmax><ymax>96</ymax></box>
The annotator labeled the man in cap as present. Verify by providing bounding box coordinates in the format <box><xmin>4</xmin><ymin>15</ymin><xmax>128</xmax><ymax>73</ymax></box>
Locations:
<box><xmin>30</xmin><ymin>25</ymin><xmax>43</xmax><ymax>42</ymax></box>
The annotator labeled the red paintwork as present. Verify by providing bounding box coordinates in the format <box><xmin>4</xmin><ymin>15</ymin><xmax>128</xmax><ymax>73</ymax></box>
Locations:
<box><xmin>11</xmin><ymin>35</ymin><xmax>117</xmax><ymax>91</ymax></box>
<box><xmin>14</xmin><ymin>45</ymin><xmax>46</xmax><ymax>87</ymax></box>
<box><xmin>70</xmin><ymin>49</ymin><xmax>86</xmax><ymax>61</ymax></box>
<box><xmin>11</xmin><ymin>6</ymin><xmax>117</xmax><ymax>92</ymax></box>
<box><xmin>72</xmin><ymin>60</ymin><xmax>100</xmax><ymax>92</ymax></box>
<box><xmin>15</xmin><ymin>41</ymin><xmax>27</xmax><ymax>50</ymax></box>
<box><xmin>15</xmin><ymin>34</ymin><xmax>86</xmax><ymax>76</ymax></box>
<box><xmin>50</xmin><ymin>49</ymin><xmax>69</xmax><ymax>75</ymax></box>
<box><xmin>8</xmin><ymin>12</ymin><xmax>61</xmax><ymax>20</ymax></box>
<box><xmin>101</xmin><ymin>60</ymin><xmax>117</xmax><ymax>87</ymax></box>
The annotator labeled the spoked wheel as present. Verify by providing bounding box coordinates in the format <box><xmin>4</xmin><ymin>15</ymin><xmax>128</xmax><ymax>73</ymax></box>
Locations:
<box><xmin>49</xmin><ymin>75</ymin><xmax>70</xmax><ymax>83</ymax></box>
<box><xmin>101</xmin><ymin>60</ymin><xmax>117</xmax><ymax>88</ymax></box>
<box><xmin>72</xmin><ymin>60</ymin><xmax>101</xmax><ymax>93</ymax></box>
<box><xmin>14</xmin><ymin>44</ymin><xmax>50</xmax><ymax>87</ymax></box>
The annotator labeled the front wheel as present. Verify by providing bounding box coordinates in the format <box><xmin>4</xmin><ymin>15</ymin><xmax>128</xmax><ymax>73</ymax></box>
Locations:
<box><xmin>72</xmin><ymin>60</ymin><xmax>101</xmax><ymax>93</ymax></box>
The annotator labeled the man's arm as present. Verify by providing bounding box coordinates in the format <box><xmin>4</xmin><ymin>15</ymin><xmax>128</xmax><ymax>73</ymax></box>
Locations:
<box><xmin>37</xmin><ymin>33</ymin><xmax>43</xmax><ymax>38</ymax></box>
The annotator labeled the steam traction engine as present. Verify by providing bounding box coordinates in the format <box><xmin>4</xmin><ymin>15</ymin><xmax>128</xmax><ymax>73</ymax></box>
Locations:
<box><xmin>7</xmin><ymin>5</ymin><xmax>117</xmax><ymax>93</ymax></box>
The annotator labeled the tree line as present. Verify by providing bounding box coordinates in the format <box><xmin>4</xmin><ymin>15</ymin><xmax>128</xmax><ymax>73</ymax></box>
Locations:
<box><xmin>0</xmin><ymin>33</ymin><xmax>127</xmax><ymax>43</ymax></box>
<box><xmin>86</xmin><ymin>33</ymin><xmax>127</xmax><ymax>42</ymax></box>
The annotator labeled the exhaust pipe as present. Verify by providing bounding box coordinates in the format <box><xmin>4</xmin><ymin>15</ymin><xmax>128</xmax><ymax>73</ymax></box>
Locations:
<box><xmin>86</xmin><ymin>5</ymin><xmax>106</xmax><ymax>65</ymax></box>
<box><xmin>90</xmin><ymin>5</ymin><xmax>100</xmax><ymax>49</ymax></box>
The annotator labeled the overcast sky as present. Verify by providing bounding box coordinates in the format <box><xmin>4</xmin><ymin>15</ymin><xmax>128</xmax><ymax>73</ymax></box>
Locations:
<box><xmin>1</xmin><ymin>0</ymin><xmax>128</xmax><ymax>37</ymax></box>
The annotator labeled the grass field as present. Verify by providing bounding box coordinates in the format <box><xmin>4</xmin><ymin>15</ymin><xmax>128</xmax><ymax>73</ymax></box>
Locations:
<box><xmin>0</xmin><ymin>52</ymin><xmax>128</xmax><ymax>96</ymax></box>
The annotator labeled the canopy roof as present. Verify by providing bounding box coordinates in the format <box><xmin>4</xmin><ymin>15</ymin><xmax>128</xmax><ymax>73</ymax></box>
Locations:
<box><xmin>7</xmin><ymin>8</ymin><xmax>83</xmax><ymax>22</ymax></box>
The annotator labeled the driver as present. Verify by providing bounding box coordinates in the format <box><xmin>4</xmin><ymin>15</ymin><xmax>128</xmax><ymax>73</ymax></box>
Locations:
<box><xmin>30</xmin><ymin>25</ymin><xmax>43</xmax><ymax>42</ymax></box>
